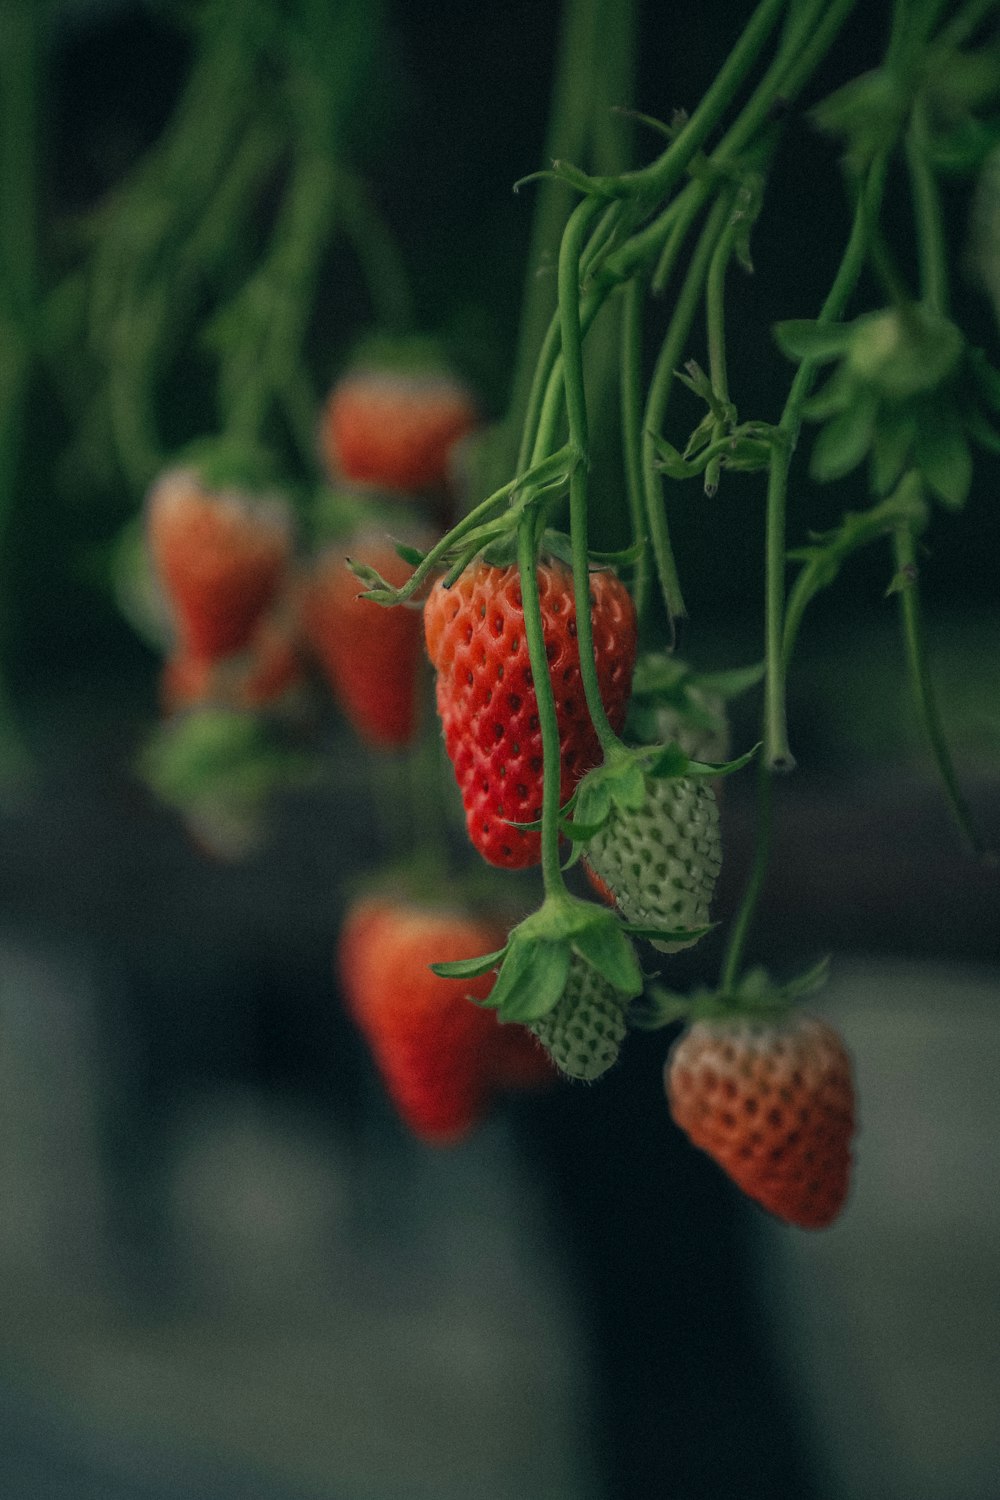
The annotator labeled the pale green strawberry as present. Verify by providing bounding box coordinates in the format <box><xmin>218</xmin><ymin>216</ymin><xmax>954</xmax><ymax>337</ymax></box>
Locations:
<box><xmin>527</xmin><ymin>955</ymin><xmax>628</xmax><ymax>1081</ymax></box>
<box><xmin>585</xmin><ymin>773</ymin><xmax>721</xmax><ymax>953</ymax></box>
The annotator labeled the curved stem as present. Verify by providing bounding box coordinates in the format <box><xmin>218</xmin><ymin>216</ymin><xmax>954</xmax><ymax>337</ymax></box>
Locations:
<box><xmin>905</xmin><ymin>97</ymin><xmax>948</xmax><ymax>316</ymax></box>
<box><xmin>558</xmin><ymin>196</ymin><xmax>622</xmax><ymax>753</ymax></box>
<box><xmin>517</xmin><ymin>516</ymin><xmax>569</xmax><ymax>897</ymax></box>
<box><xmin>620</xmin><ymin>273</ymin><xmax>651</xmax><ymax>625</ymax></box>
<box><xmin>641</xmin><ymin>190</ymin><xmax>735</xmax><ymax>630</ymax></box>
<box><xmin>719</xmin><ymin>758</ymin><xmax>774</xmax><ymax>990</ymax></box>
<box><xmin>892</xmin><ymin>523</ymin><xmax>988</xmax><ymax>857</ymax></box>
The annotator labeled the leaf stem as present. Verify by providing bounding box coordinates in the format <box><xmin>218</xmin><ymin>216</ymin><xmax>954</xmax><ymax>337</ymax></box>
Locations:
<box><xmin>517</xmin><ymin>516</ymin><xmax>569</xmax><ymax>896</ymax></box>
<box><xmin>892</xmin><ymin>522</ymin><xmax>989</xmax><ymax>857</ymax></box>
<box><xmin>905</xmin><ymin>96</ymin><xmax>948</xmax><ymax>316</ymax></box>
<box><xmin>641</xmin><ymin>189</ymin><xmax>735</xmax><ymax>630</ymax></box>
<box><xmin>620</xmin><ymin>273</ymin><xmax>651</xmax><ymax>624</ymax></box>
<box><xmin>558</xmin><ymin>196</ymin><xmax>622</xmax><ymax>754</ymax></box>
<box><xmin>719</xmin><ymin>758</ymin><xmax>774</xmax><ymax>991</ymax></box>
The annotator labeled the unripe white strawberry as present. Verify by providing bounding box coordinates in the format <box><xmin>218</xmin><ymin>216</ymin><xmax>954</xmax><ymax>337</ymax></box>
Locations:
<box><xmin>527</xmin><ymin>955</ymin><xmax>627</xmax><ymax>1081</ymax></box>
<box><xmin>585</xmin><ymin>774</ymin><xmax>721</xmax><ymax>952</ymax></box>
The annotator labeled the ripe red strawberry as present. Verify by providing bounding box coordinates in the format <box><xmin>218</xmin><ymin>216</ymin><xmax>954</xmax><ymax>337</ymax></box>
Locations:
<box><xmin>320</xmin><ymin>368</ymin><xmax>478</xmax><ymax>494</ymax></box>
<box><xmin>423</xmin><ymin>556</ymin><xmax>638</xmax><ymax>868</ymax></box>
<box><xmin>300</xmin><ymin>536</ymin><xmax>425</xmax><ymax>748</ymax></box>
<box><xmin>338</xmin><ymin>898</ymin><xmax>550</xmax><ymax>1143</ymax></box>
<box><xmin>665</xmin><ymin>1013</ymin><xmax>856</xmax><ymax>1228</ymax></box>
<box><xmin>147</xmin><ymin>467</ymin><xmax>292</xmax><ymax>660</ymax></box>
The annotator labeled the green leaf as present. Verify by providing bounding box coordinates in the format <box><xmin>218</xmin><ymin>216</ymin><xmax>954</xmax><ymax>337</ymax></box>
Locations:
<box><xmin>394</xmin><ymin>541</ymin><xmax>426</xmax><ymax>566</ymax></box>
<box><xmin>773</xmin><ymin>319</ymin><xmax>852</xmax><ymax>363</ymax></box>
<box><xmin>571</xmin><ymin>921</ymin><xmax>643</xmax><ymax>997</ymax></box>
<box><xmin>915</xmin><ymin>407</ymin><xmax>973</xmax><ymax>509</ymax></box>
<box><xmin>869</xmin><ymin>408</ymin><xmax>916</xmax><ymax>496</ymax></box>
<box><xmin>685</xmin><ymin>742</ymin><xmax>760</xmax><ymax>778</ymax></box>
<box><xmin>695</xmin><ymin>661</ymin><xmax>765</xmax><ymax>698</ymax></box>
<box><xmin>573</xmin><ymin>776</ymin><xmax>612</xmax><ymax>829</ymax></box>
<box><xmin>647</xmin><ymin>742</ymin><xmax>690</xmax><ymax>778</ymax></box>
<box><xmin>629</xmin><ymin>985</ymin><xmax>692</xmax><ymax>1031</ymax></box>
<box><xmin>430</xmin><ymin>946</ymin><xmax>508</xmax><ymax>981</ymax></box>
<box><xmin>489</xmin><ymin>937</ymin><xmax>570</xmax><ymax>1023</ymax></box>
<box><xmin>559</xmin><ymin>816</ymin><xmax>610</xmax><ymax>842</ymax></box>
<box><xmin>620</xmin><ymin>922</ymin><xmax>716</xmax><ymax>944</ymax></box>
<box><xmin>809</xmin><ymin>394</ymin><xmax>877</xmax><ymax>483</ymax></box>
<box><xmin>649</xmin><ymin>432</ymin><xmax>700</xmax><ymax>479</ymax></box>
<box><xmin>611</xmin><ymin>761</ymin><xmax>647</xmax><ymax>811</ymax></box>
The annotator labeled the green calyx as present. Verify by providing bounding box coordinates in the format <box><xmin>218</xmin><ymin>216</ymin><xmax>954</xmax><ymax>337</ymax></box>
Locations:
<box><xmin>625</xmin><ymin>653</ymin><xmax>763</xmax><ymax>754</ymax></box>
<box><xmin>631</xmin><ymin>956</ymin><xmax>831</xmax><ymax>1032</ymax></box>
<box><xmin>570</xmin><ymin>738</ymin><xmax>756</xmax><ymax>833</ymax></box>
<box><xmin>172</xmin><ymin>436</ymin><xmax>281</xmax><ymax>496</ymax></box>
<box><xmin>430</xmin><ymin>892</ymin><xmax>643</xmax><ymax>1025</ymax></box>
<box><xmin>774</xmin><ymin>304</ymin><xmax>1000</xmax><ymax>508</ymax></box>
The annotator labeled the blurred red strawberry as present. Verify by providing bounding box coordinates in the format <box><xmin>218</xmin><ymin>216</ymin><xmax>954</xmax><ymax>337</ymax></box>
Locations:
<box><xmin>300</xmin><ymin>534</ymin><xmax>425</xmax><ymax>749</ymax></box>
<box><xmin>147</xmin><ymin>466</ymin><xmax>292</xmax><ymax>660</ymax></box>
<box><xmin>320</xmin><ymin>367</ymin><xmax>478</xmax><ymax>495</ymax></box>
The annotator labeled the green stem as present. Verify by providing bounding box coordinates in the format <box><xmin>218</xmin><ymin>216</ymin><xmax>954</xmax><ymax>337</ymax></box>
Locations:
<box><xmin>558</xmin><ymin>196</ymin><xmax>622</xmax><ymax>754</ymax></box>
<box><xmin>505</xmin><ymin>0</ymin><xmax>607</xmax><ymax>472</ymax></box>
<box><xmin>905</xmin><ymin>97</ymin><xmax>948</xmax><ymax>317</ymax></box>
<box><xmin>517</xmin><ymin>516</ymin><xmax>569</xmax><ymax>897</ymax></box>
<box><xmin>892</xmin><ymin>522</ymin><xmax>988</xmax><ymax>857</ymax></box>
<box><xmin>570</xmin><ymin>0</ymin><xmax>788</xmax><ymax>201</ymax></box>
<box><xmin>724</xmin><ymin>158</ymin><xmax>887</xmax><ymax>979</ymax></box>
<box><xmin>620</xmin><ymin>273</ymin><xmax>651</xmax><ymax>625</ymax></box>
<box><xmin>338</xmin><ymin>168</ymin><xmax>414</xmax><ymax>334</ymax></box>
<box><xmin>764</xmin><ymin>159</ymin><xmax>886</xmax><ymax>767</ymax></box>
<box><xmin>719</xmin><ymin>758</ymin><xmax>774</xmax><ymax>991</ymax></box>
<box><xmin>641</xmin><ymin>190</ymin><xmax>735</xmax><ymax>629</ymax></box>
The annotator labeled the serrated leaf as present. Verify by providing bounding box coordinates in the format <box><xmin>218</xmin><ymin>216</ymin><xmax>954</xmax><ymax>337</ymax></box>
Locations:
<box><xmin>430</xmin><ymin>946</ymin><xmax>508</xmax><ymax>981</ymax></box>
<box><xmin>571</xmin><ymin>920</ymin><xmax>643</xmax><ymax>997</ymax></box>
<box><xmin>773</xmin><ymin>319</ymin><xmax>852</xmax><ymax>363</ymax></box>
<box><xmin>489</xmin><ymin>936</ymin><xmax>570</xmax><ymax>1023</ymax></box>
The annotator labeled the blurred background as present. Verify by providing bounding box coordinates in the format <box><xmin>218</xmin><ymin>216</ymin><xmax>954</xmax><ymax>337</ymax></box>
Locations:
<box><xmin>0</xmin><ymin>1</ymin><xmax>998</xmax><ymax>1497</ymax></box>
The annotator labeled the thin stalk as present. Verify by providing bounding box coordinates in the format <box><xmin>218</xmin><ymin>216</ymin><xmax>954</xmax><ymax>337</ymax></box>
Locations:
<box><xmin>763</xmin><ymin>160</ymin><xmax>885</xmax><ymax>767</ymax></box>
<box><xmin>719</xmin><ymin>758</ymin><xmax>774</xmax><ymax>991</ymax></box>
<box><xmin>892</xmin><ymin>524</ymin><xmax>988</xmax><ymax>857</ymax></box>
<box><xmin>558</xmin><ymin>196</ymin><xmax>622</xmax><ymax>753</ymax></box>
<box><xmin>723</xmin><ymin>159</ymin><xmax>886</xmax><ymax>979</ymax></box>
<box><xmin>620</xmin><ymin>273</ymin><xmax>651</xmax><ymax>624</ymax></box>
<box><xmin>505</xmin><ymin>0</ymin><xmax>607</xmax><ymax>470</ymax></box>
<box><xmin>641</xmin><ymin>190</ymin><xmax>735</xmax><ymax>629</ymax></box>
<box><xmin>517</xmin><ymin>516</ymin><xmax>569</xmax><ymax>897</ymax></box>
<box><xmin>905</xmin><ymin>97</ymin><xmax>949</xmax><ymax>316</ymax></box>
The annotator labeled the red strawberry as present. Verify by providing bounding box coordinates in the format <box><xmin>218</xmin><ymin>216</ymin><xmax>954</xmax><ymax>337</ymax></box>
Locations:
<box><xmin>665</xmin><ymin>1013</ymin><xmax>856</xmax><ymax>1229</ymax></box>
<box><xmin>300</xmin><ymin>536</ymin><xmax>425</xmax><ymax>749</ymax></box>
<box><xmin>147</xmin><ymin>467</ymin><xmax>292</xmax><ymax>660</ymax></box>
<box><xmin>423</xmin><ymin>555</ymin><xmax>638</xmax><ymax>868</ymax></box>
<box><xmin>338</xmin><ymin>898</ymin><xmax>548</xmax><ymax>1143</ymax></box>
<box><xmin>320</xmin><ymin>369</ymin><xmax>478</xmax><ymax>495</ymax></box>
<box><xmin>161</xmin><ymin>604</ymin><xmax>306</xmax><ymax>717</ymax></box>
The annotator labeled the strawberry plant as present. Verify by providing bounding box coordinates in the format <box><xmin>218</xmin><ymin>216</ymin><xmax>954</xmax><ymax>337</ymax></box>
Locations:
<box><xmin>2</xmin><ymin>0</ymin><xmax>997</xmax><ymax>1229</ymax></box>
